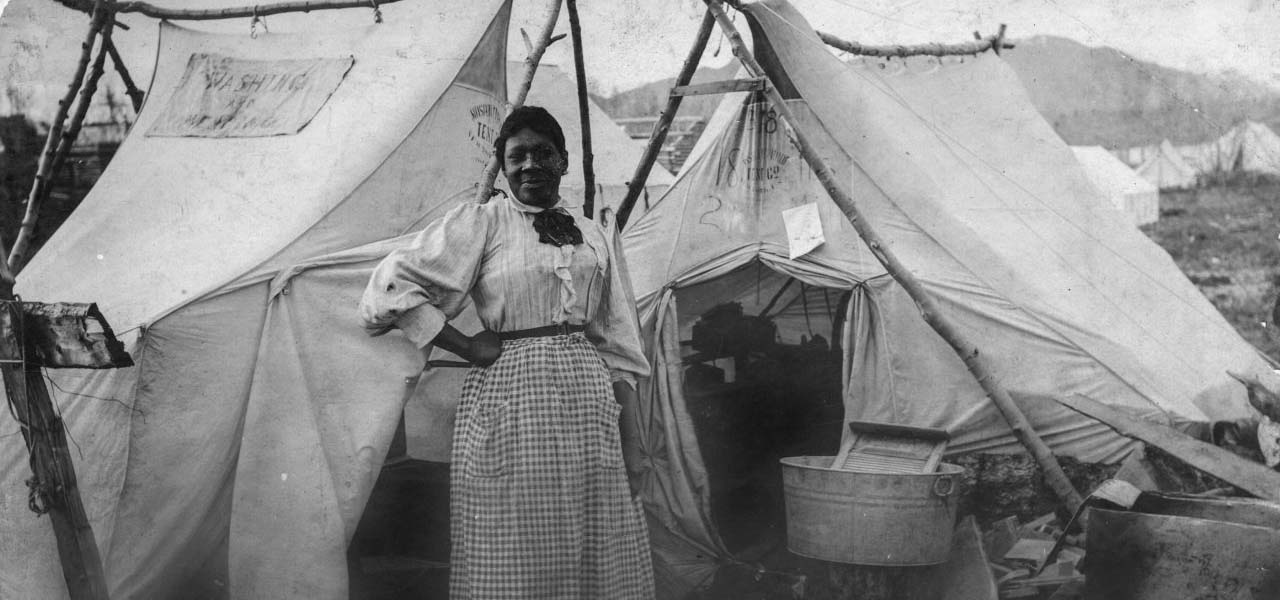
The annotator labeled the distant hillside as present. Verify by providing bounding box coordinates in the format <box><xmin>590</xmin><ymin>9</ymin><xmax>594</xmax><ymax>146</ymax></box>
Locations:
<box><xmin>596</xmin><ymin>35</ymin><xmax>1280</xmax><ymax>151</ymax></box>
<box><xmin>998</xmin><ymin>36</ymin><xmax>1280</xmax><ymax>147</ymax></box>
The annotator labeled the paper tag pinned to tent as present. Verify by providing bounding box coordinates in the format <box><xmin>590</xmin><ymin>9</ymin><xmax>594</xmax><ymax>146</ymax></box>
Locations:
<box><xmin>782</xmin><ymin>202</ymin><xmax>824</xmax><ymax>260</ymax></box>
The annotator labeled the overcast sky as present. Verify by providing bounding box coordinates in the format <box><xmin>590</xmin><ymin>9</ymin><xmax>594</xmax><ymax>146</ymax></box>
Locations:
<box><xmin>2</xmin><ymin>0</ymin><xmax>1279</xmax><ymax>115</ymax></box>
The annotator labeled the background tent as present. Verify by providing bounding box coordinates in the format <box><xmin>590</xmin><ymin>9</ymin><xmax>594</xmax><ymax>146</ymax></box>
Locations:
<box><xmin>1070</xmin><ymin>145</ymin><xmax>1159</xmax><ymax>225</ymax></box>
<box><xmin>0</xmin><ymin>3</ymin><xmax>513</xmax><ymax>597</ymax></box>
<box><xmin>515</xmin><ymin>62</ymin><xmax>676</xmax><ymax>221</ymax></box>
<box><xmin>1176</xmin><ymin>121</ymin><xmax>1280</xmax><ymax>178</ymax></box>
<box><xmin>1137</xmin><ymin>139</ymin><xmax>1198</xmax><ymax>189</ymax></box>
<box><xmin>621</xmin><ymin>0</ymin><xmax>1265</xmax><ymax>592</ymax></box>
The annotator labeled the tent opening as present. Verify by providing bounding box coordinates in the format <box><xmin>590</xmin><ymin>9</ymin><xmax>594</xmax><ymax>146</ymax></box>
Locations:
<box><xmin>673</xmin><ymin>261</ymin><xmax>846</xmax><ymax>553</ymax></box>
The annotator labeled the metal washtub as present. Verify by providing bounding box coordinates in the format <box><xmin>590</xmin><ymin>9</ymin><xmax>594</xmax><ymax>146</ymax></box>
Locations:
<box><xmin>780</xmin><ymin>456</ymin><xmax>961</xmax><ymax>565</ymax></box>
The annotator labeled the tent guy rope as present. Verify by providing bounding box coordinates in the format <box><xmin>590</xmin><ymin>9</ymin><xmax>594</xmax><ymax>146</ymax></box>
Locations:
<box><xmin>702</xmin><ymin>0</ymin><xmax>1083</xmax><ymax>513</ymax></box>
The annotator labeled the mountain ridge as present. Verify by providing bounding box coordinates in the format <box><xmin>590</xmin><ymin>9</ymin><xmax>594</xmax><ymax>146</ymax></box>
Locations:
<box><xmin>595</xmin><ymin>35</ymin><xmax>1280</xmax><ymax>150</ymax></box>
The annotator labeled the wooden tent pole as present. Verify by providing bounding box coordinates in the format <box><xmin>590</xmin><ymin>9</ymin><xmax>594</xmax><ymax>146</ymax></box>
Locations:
<box><xmin>1</xmin><ymin>248</ymin><xmax>108</xmax><ymax>600</ymax></box>
<box><xmin>54</xmin><ymin>17</ymin><xmax>114</xmax><ymax>172</ymax></box>
<box><xmin>816</xmin><ymin>27</ymin><xmax>1014</xmax><ymax>58</ymax></box>
<box><xmin>615</xmin><ymin>9</ymin><xmax>715</xmax><ymax>231</ymax></box>
<box><xmin>104</xmin><ymin>36</ymin><xmax>144</xmax><ymax>112</ymax></box>
<box><xmin>9</xmin><ymin>0</ymin><xmax>112</xmax><ymax>273</ymax></box>
<box><xmin>564</xmin><ymin>0</ymin><xmax>596</xmax><ymax>218</ymax></box>
<box><xmin>703</xmin><ymin>0</ymin><xmax>1083</xmax><ymax>513</ymax></box>
<box><xmin>474</xmin><ymin>0</ymin><xmax>564</xmax><ymax>203</ymax></box>
<box><xmin>51</xmin><ymin>0</ymin><xmax>410</xmax><ymax>21</ymax></box>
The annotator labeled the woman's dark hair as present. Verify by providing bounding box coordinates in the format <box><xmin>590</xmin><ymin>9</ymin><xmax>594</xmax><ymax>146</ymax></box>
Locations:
<box><xmin>494</xmin><ymin>105</ymin><xmax>567</xmax><ymax>162</ymax></box>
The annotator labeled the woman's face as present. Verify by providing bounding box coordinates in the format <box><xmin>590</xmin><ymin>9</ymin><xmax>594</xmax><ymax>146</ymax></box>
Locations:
<box><xmin>502</xmin><ymin>127</ymin><xmax>567</xmax><ymax>208</ymax></box>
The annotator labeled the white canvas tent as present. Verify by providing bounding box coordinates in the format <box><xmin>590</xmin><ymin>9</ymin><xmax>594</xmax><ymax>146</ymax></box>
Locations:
<box><xmin>517</xmin><ymin>62</ymin><xmax>676</xmax><ymax>221</ymax></box>
<box><xmin>1176</xmin><ymin>121</ymin><xmax>1280</xmax><ymax>178</ymax></box>
<box><xmin>1070</xmin><ymin>145</ymin><xmax>1159</xmax><ymax>225</ymax></box>
<box><xmin>0</xmin><ymin>2</ymin><xmax>515</xmax><ymax>597</ymax></box>
<box><xmin>1137</xmin><ymin>139</ymin><xmax>1198</xmax><ymax>189</ymax></box>
<box><xmin>621</xmin><ymin>0</ymin><xmax>1265</xmax><ymax>591</ymax></box>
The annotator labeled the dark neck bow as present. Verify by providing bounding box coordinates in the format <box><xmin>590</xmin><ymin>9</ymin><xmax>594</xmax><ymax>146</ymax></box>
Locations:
<box><xmin>532</xmin><ymin>208</ymin><xmax>583</xmax><ymax>247</ymax></box>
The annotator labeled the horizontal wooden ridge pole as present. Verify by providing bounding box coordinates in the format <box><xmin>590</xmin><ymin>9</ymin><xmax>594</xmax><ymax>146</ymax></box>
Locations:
<box><xmin>817</xmin><ymin>24</ymin><xmax>1014</xmax><ymax>58</ymax></box>
<box><xmin>49</xmin><ymin>0</ymin><xmax>409</xmax><ymax>20</ymax></box>
<box><xmin>670</xmin><ymin>77</ymin><xmax>766</xmax><ymax>97</ymax></box>
<box><xmin>705</xmin><ymin>0</ymin><xmax>1081</xmax><ymax>513</ymax></box>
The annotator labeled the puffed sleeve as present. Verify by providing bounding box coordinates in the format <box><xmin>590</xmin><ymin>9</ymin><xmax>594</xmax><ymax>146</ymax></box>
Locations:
<box><xmin>359</xmin><ymin>202</ymin><xmax>491</xmax><ymax>348</ymax></box>
<box><xmin>585</xmin><ymin>225</ymin><xmax>651</xmax><ymax>387</ymax></box>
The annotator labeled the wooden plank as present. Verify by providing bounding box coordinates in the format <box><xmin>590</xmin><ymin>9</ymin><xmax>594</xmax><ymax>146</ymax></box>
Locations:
<box><xmin>1085</xmin><ymin>507</ymin><xmax>1280</xmax><ymax>599</ymax></box>
<box><xmin>670</xmin><ymin>78</ymin><xmax>766</xmax><ymax>97</ymax></box>
<box><xmin>1056</xmin><ymin>394</ymin><xmax>1280</xmax><ymax>501</ymax></box>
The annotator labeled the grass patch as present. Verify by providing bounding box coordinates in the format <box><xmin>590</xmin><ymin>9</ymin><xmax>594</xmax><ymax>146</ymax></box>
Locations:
<box><xmin>1141</xmin><ymin>176</ymin><xmax>1280</xmax><ymax>362</ymax></box>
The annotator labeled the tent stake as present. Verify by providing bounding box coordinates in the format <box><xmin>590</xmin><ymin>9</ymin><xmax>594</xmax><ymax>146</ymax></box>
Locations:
<box><xmin>474</xmin><ymin>0</ymin><xmax>564</xmax><ymax>203</ymax></box>
<box><xmin>704</xmin><ymin>0</ymin><xmax>1083</xmax><ymax>513</ymax></box>
<box><xmin>615</xmin><ymin>9</ymin><xmax>715</xmax><ymax>230</ymax></box>
<box><xmin>564</xmin><ymin>0</ymin><xmax>596</xmax><ymax>218</ymax></box>
<box><xmin>9</xmin><ymin>0</ymin><xmax>112</xmax><ymax>273</ymax></box>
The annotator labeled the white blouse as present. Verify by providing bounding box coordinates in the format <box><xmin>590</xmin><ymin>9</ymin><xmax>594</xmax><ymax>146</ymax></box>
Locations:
<box><xmin>359</xmin><ymin>193</ymin><xmax>650</xmax><ymax>384</ymax></box>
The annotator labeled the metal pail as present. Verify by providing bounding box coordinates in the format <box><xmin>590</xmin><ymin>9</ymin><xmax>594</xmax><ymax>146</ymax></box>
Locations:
<box><xmin>779</xmin><ymin>455</ymin><xmax>960</xmax><ymax>565</ymax></box>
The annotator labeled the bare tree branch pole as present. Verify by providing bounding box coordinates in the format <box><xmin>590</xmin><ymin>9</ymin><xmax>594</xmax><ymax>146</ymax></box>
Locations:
<box><xmin>817</xmin><ymin>25</ymin><xmax>1013</xmax><ymax>58</ymax></box>
<box><xmin>9</xmin><ymin>0</ymin><xmax>112</xmax><ymax>273</ymax></box>
<box><xmin>704</xmin><ymin>0</ymin><xmax>1082</xmax><ymax>513</ymax></box>
<box><xmin>53</xmin><ymin>21</ymin><xmax>113</xmax><ymax>169</ymax></box>
<box><xmin>565</xmin><ymin>0</ymin><xmax>596</xmax><ymax>218</ymax></box>
<box><xmin>104</xmin><ymin>36</ymin><xmax>144</xmax><ymax>112</ymax></box>
<box><xmin>615</xmin><ymin>9</ymin><xmax>716</xmax><ymax>231</ymax></box>
<box><xmin>473</xmin><ymin>0</ymin><xmax>564</xmax><ymax>203</ymax></box>
<box><xmin>49</xmin><ymin>0</ymin><xmax>409</xmax><ymax>21</ymax></box>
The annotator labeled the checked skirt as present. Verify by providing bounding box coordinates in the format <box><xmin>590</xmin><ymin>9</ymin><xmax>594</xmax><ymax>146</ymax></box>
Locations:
<box><xmin>449</xmin><ymin>333</ymin><xmax>654</xmax><ymax>599</ymax></box>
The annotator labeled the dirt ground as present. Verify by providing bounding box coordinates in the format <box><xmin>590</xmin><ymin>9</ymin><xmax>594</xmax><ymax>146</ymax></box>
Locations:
<box><xmin>1141</xmin><ymin>176</ymin><xmax>1280</xmax><ymax>363</ymax></box>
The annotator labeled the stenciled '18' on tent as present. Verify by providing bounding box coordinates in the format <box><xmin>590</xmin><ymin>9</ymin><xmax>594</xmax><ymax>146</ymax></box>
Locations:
<box><xmin>0</xmin><ymin>2</ymin><xmax>516</xmax><ymax>597</ymax></box>
<box><xmin>1070</xmin><ymin>145</ymin><xmax>1159</xmax><ymax>226</ymax></box>
<box><xmin>620</xmin><ymin>0</ymin><xmax>1266</xmax><ymax>592</ymax></box>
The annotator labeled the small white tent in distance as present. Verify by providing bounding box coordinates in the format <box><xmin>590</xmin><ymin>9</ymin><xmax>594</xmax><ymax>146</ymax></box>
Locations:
<box><xmin>1137</xmin><ymin>139</ymin><xmax>1198</xmax><ymax>189</ymax></box>
<box><xmin>1071</xmin><ymin>145</ymin><xmax>1159</xmax><ymax>226</ymax></box>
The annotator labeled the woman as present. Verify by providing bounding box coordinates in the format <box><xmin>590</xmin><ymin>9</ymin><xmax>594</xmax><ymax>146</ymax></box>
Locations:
<box><xmin>359</xmin><ymin>106</ymin><xmax>654</xmax><ymax>599</ymax></box>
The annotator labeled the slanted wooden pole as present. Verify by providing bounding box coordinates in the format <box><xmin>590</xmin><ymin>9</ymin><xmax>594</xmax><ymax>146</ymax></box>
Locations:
<box><xmin>104</xmin><ymin>36</ymin><xmax>144</xmax><ymax>112</ymax></box>
<box><xmin>564</xmin><ymin>0</ymin><xmax>596</xmax><ymax>218</ymax></box>
<box><xmin>9</xmin><ymin>0</ymin><xmax>111</xmax><ymax>273</ymax></box>
<box><xmin>703</xmin><ymin>0</ymin><xmax>1083</xmax><ymax>512</ymax></box>
<box><xmin>615</xmin><ymin>9</ymin><xmax>715</xmax><ymax>230</ymax></box>
<box><xmin>474</xmin><ymin>0</ymin><xmax>564</xmax><ymax>203</ymax></box>
<box><xmin>816</xmin><ymin>26</ymin><xmax>1014</xmax><ymax>58</ymax></box>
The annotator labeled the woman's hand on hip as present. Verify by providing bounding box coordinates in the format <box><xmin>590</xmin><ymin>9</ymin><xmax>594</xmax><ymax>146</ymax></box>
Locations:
<box><xmin>467</xmin><ymin>330</ymin><xmax>503</xmax><ymax>367</ymax></box>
